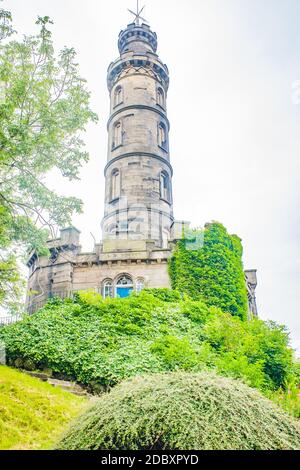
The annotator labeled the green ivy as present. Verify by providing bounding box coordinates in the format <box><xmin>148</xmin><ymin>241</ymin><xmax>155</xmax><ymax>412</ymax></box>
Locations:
<box><xmin>143</xmin><ymin>288</ymin><xmax>181</xmax><ymax>302</ymax></box>
<box><xmin>0</xmin><ymin>290</ymin><xmax>296</xmax><ymax>397</ymax></box>
<box><xmin>169</xmin><ymin>222</ymin><xmax>249</xmax><ymax>321</ymax></box>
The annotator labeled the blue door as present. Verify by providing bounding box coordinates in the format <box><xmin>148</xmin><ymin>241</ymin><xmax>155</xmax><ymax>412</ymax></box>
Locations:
<box><xmin>116</xmin><ymin>287</ymin><xmax>133</xmax><ymax>298</ymax></box>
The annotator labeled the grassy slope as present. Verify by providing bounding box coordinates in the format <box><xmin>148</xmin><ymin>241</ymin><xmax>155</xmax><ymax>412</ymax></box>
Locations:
<box><xmin>0</xmin><ymin>366</ymin><xmax>86</xmax><ymax>450</ymax></box>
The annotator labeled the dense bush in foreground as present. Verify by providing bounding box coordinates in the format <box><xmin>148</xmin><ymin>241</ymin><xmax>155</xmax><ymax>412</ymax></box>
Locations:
<box><xmin>0</xmin><ymin>290</ymin><xmax>297</xmax><ymax>401</ymax></box>
<box><xmin>56</xmin><ymin>372</ymin><xmax>300</xmax><ymax>450</ymax></box>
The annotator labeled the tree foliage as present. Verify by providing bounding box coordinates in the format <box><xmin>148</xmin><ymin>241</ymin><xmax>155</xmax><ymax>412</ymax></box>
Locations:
<box><xmin>0</xmin><ymin>7</ymin><xmax>97</xmax><ymax>308</ymax></box>
<box><xmin>0</xmin><ymin>2</ymin><xmax>14</xmax><ymax>41</ymax></box>
<box><xmin>56</xmin><ymin>372</ymin><xmax>300</xmax><ymax>450</ymax></box>
<box><xmin>169</xmin><ymin>222</ymin><xmax>249</xmax><ymax>320</ymax></box>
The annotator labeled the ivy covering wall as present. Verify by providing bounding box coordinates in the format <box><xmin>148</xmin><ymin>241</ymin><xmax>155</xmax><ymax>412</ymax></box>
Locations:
<box><xmin>169</xmin><ymin>222</ymin><xmax>249</xmax><ymax>321</ymax></box>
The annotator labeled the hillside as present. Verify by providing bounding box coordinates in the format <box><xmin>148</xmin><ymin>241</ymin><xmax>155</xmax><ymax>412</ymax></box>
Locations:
<box><xmin>0</xmin><ymin>366</ymin><xmax>86</xmax><ymax>450</ymax></box>
<box><xmin>0</xmin><ymin>290</ymin><xmax>298</xmax><ymax>404</ymax></box>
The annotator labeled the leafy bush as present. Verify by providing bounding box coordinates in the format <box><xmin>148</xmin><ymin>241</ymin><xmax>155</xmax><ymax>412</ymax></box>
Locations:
<box><xmin>0</xmin><ymin>291</ymin><xmax>296</xmax><ymax>398</ymax></box>
<box><xmin>143</xmin><ymin>288</ymin><xmax>181</xmax><ymax>302</ymax></box>
<box><xmin>150</xmin><ymin>335</ymin><xmax>200</xmax><ymax>370</ymax></box>
<box><xmin>267</xmin><ymin>381</ymin><xmax>300</xmax><ymax>419</ymax></box>
<box><xmin>56</xmin><ymin>372</ymin><xmax>300</xmax><ymax>450</ymax></box>
<box><xmin>202</xmin><ymin>310</ymin><xmax>294</xmax><ymax>389</ymax></box>
<box><xmin>169</xmin><ymin>222</ymin><xmax>249</xmax><ymax>320</ymax></box>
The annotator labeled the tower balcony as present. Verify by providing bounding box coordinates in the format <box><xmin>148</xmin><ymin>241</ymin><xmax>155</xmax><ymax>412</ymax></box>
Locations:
<box><xmin>118</xmin><ymin>22</ymin><xmax>158</xmax><ymax>54</ymax></box>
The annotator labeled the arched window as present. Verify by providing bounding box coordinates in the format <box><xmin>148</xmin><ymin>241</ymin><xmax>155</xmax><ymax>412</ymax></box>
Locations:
<box><xmin>160</xmin><ymin>171</ymin><xmax>171</xmax><ymax>202</ymax></box>
<box><xmin>116</xmin><ymin>275</ymin><xmax>133</xmax><ymax>298</ymax></box>
<box><xmin>107</xmin><ymin>223</ymin><xmax>118</xmax><ymax>235</ymax></box>
<box><xmin>102</xmin><ymin>280</ymin><xmax>113</xmax><ymax>299</ymax></box>
<box><xmin>136</xmin><ymin>278</ymin><xmax>144</xmax><ymax>293</ymax></box>
<box><xmin>113</xmin><ymin>121</ymin><xmax>122</xmax><ymax>149</ymax></box>
<box><xmin>158</xmin><ymin>122</ymin><xmax>167</xmax><ymax>149</ymax></box>
<box><xmin>157</xmin><ymin>87</ymin><xmax>165</xmax><ymax>107</ymax></box>
<box><xmin>114</xmin><ymin>86</ymin><xmax>123</xmax><ymax>107</ymax></box>
<box><xmin>162</xmin><ymin>229</ymin><xmax>170</xmax><ymax>249</ymax></box>
<box><xmin>111</xmin><ymin>169</ymin><xmax>120</xmax><ymax>200</ymax></box>
<box><xmin>118</xmin><ymin>221</ymin><xmax>128</xmax><ymax>233</ymax></box>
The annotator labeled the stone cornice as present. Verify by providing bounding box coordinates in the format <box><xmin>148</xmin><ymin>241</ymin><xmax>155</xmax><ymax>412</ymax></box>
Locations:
<box><xmin>28</xmin><ymin>255</ymin><xmax>172</xmax><ymax>278</ymax></box>
<box><xmin>104</xmin><ymin>152</ymin><xmax>173</xmax><ymax>176</ymax></box>
<box><xmin>102</xmin><ymin>207</ymin><xmax>174</xmax><ymax>223</ymax></box>
<box><xmin>107</xmin><ymin>104</ymin><xmax>170</xmax><ymax>130</ymax></box>
<box><xmin>28</xmin><ymin>260</ymin><xmax>74</xmax><ymax>279</ymax></box>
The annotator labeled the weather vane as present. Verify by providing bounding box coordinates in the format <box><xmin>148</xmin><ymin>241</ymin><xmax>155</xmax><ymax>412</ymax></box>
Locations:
<box><xmin>128</xmin><ymin>0</ymin><xmax>148</xmax><ymax>26</ymax></box>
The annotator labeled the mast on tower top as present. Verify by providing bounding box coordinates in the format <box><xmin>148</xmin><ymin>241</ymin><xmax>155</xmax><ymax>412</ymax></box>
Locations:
<box><xmin>128</xmin><ymin>0</ymin><xmax>148</xmax><ymax>26</ymax></box>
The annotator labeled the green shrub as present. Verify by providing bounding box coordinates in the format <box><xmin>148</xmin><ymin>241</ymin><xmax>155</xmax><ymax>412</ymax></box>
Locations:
<box><xmin>290</xmin><ymin>360</ymin><xmax>300</xmax><ymax>387</ymax></box>
<box><xmin>247</xmin><ymin>320</ymin><xmax>294</xmax><ymax>389</ymax></box>
<box><xmin>0</xmin><ymin>292</ymin><xmax>201</xmax><ymax>387</ymax></box>
<box><xmin>56</xmin><ymin>372</ymin><xmax>300</xmax><ymax>450</ymax></box>
<box><xmin>169</xmin><ymin>222</ymin><xmax>248</xmax><ymax>320</ymax></box>
<box><xmin>150</xmin><ymin>335</ymin><xmax>200</xmax><ymax>370</ymax></box>
<box><xmin>215</xmin><ymin>352</ymin><xmax>266</xmax><ymax>389</ymax></box>
<box><xmin>202</xmin><ymin>310</ymin><xmax>294</xmax><ymax>389</ymax></box>
<box><xmin>0</xmin><ymin>291</ymin><xmax>296</xmax><ymax>395</ymax></box>
<box><xmin>143</xmin><ymin>288</ymin><xmax>181</xmax><ymax>303</ymax></box>
<box><xmin>267</xmin><ymin>381</ymin><xmax>300</xmax><ymax>419</ymax></box>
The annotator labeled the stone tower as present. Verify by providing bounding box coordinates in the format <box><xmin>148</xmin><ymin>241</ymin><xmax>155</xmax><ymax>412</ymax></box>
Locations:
<box><xmin>102</xmin><ymin>21</ymin><xmax>173</xmax><ymax>250</ymax></box>
<box><xmin>26</xmin><ymin>18</ymin><xmax>182</xmax><ymax>310</ymax></box>
<box><xmin>26</xmin><ymin>13</ymin><xmax>258</xmax><ymax>314</ymax></box>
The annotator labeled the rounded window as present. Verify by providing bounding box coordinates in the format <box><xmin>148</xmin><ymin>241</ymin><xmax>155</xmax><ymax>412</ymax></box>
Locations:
<box><xmin>115</xmin><ymin>275</ymin><xmax>133</xmax><ymax>298</ymax></box>
<box><xmin>113</xmin><ymin>122</ymin><xmax>122</xmax><ymax>149</ymax></box>
<box><xmin>136</xmin><ymin>278</ymin><xmax>145</xmax><ymax>293</ymax></box>
<box><xmin>160</xmin><ymin>171</ymin><xmax>171</xmax><ymax>202</ymax></box>
<box><xmin>111</xmin><ymin>168</ymin><xmax>120</xmax><ymax>200</ymax></box>
<box><xmin>158</xmin><ymin>122</ymin><xmax>167</xmax><ymax>149</ymax></box>
<box><xmin>114</xmin><ymin>86</ymin><xmax>123</xmax><ymax>107</ymax></box>
<box><xmin>102</xmin><ymin>279</ymin><xmax>113</xmax><ymax>299</ymax></box>
<box><xmin>157</xmin><ymin>87</ymin><xmax>165</xmax><ymax>107</ymax></box>
<box><xmin>162</xmin><ymin>229</ymin><xmax>170</xmax><ymax>249</ymax></box>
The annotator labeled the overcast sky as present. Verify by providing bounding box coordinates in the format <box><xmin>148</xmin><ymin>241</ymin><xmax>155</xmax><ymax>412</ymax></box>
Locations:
<box><xmin>4</xmin><ymin>0</ymin><xmax>300</xmax><ymax>353</ymax></box>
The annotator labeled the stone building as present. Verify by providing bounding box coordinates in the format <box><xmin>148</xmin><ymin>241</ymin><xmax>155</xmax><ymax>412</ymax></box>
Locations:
<box><xmin>26</xmin><ymin>15</ymin><xmax>258</xmax><ymax>316</ymax></box>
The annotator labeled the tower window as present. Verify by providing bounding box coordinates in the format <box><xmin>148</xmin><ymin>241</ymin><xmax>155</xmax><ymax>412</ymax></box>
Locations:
<box><xmin>157</xmin><ymin>87</ymin><xmax>165</xmax><ymax>107</ymax></box>
<box><xmin>107</xmin><ymin>223</ymin><xmax>118</xmax><ymax>235</ymax></box>
<box><xmin>113</xmin><ymin>121</ymin><xmax>122</xmax><ymax>149</ymax></box>
<box><xmin>118</xmin><ymin>221</ymin><xmax>128</xmax><ymax>233</ymax></box>
<box><xmin>158</xmin><ymin>122</ymin><xmax>167</xmax><ymax>149</ymax></box>
<box><xmin>160</xmin><ymin>171</ymin><xmax>171</xmax><ymax>202</ymax></box>
<box><xmin>162</xmin><ymin>229</ymin><xmax>170</xmax><ymax>249</ymax></box>
<box><xmin>111</xmin><ymin>169</ymin><xmax>120</xmax><ymax>200</ymax></box>
<box><xmin>114</xmin><ymin>86</ymin><xmax>123</xmax><ymax>107</ymax></box>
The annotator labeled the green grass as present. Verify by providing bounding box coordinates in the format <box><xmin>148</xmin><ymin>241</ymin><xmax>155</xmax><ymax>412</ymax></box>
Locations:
<box><xmin>0</xmin><ymin>366</ymin><xmax>87</xmax><ymax>450</ymax></box>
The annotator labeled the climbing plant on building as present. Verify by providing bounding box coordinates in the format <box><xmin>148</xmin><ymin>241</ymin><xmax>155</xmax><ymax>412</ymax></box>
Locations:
<box><xmin>169</xmin><ymin>222</ymin><xmax>249</xmax><ymax>321</ymax></box>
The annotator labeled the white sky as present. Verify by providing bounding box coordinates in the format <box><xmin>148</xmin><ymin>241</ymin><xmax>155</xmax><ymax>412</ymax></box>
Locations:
<box><xmin>3</xmin><ymin>0</ymin><xmax>300</xmax><ymax>354</ymax></box>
